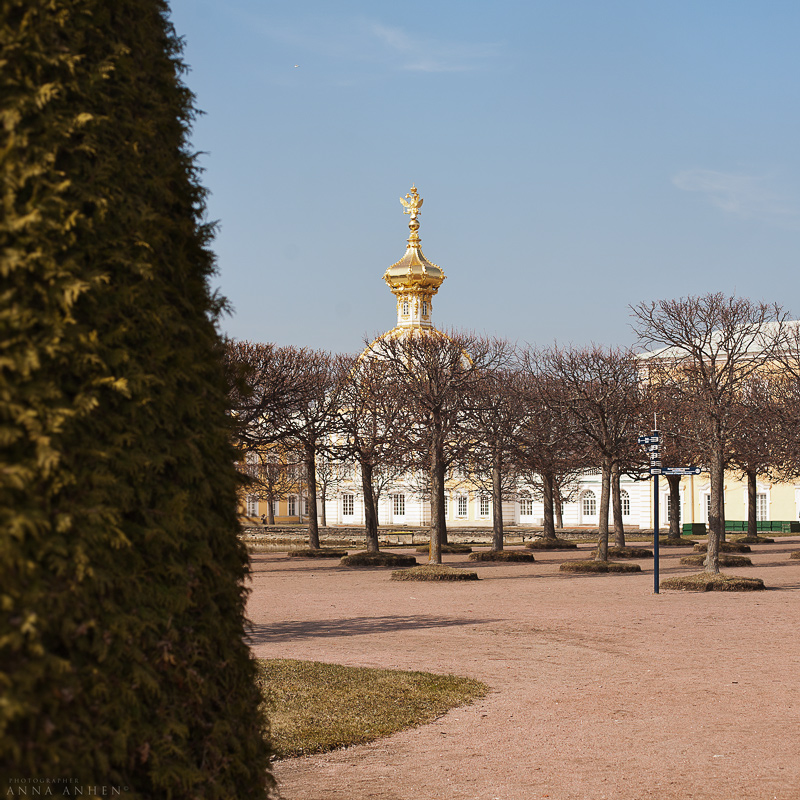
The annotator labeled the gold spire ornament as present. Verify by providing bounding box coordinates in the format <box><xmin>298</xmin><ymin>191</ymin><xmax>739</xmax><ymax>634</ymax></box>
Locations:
<box><xmin>399</xmin><ymin>185</ymin><xmax>423</xmax><ymax>220</ymax></box>
<box><xmin>383</xmin><ymin>185</ymin><xmax>445</xmax><ymax>330</ymax></box>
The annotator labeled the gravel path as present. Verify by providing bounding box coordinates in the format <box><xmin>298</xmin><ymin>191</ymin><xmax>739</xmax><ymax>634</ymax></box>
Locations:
<box><xmin>246</xmin><ymin>539</ymin><xmax>800</xmax><ymax>800</ymax></box>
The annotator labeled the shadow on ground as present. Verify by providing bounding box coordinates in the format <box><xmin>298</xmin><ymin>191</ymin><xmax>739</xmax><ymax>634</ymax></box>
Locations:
<box><xmin>248</xmin><ymin>614</ymin><xmax>502</xmax><ymax>644</ymax></box>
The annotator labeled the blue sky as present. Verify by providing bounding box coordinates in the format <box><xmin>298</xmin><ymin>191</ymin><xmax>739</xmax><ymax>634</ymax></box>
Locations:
<box><xmin>168</xmin><ymin>0</ymin><xmax>800</xmax><ymax>353</ymax></box>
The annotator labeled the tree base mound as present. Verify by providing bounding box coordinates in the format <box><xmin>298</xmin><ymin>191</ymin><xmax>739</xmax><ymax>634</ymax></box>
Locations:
<box><xmin>593</xmin><ymin>546</ymin><xmax>654</xmax><ymax>559</ymax></box>
<box><xmin>391</xmin><ymin>565</ymin><xmax>479</xmax><ymax>581</ymax></box>
<box><xmin>693</xmin><ymin>542</ymin><xmax>751</xmax><ymax>553</ymax></box>
<box><xmin>734</xmin><ymin>535</ymin><xmax>775</xmax><ymax>544</ymax></box>
<box><xmin>658</xmin><ymin>537</ymin><xmax>697</xmax><ymax>547</ymax></box>
<box><xmin>287</xmin><ymin>549</ymin><xmax>348</xmax><ymax>558</ymax></box>
<box><xmin>660</xmin><ymin>572</ymin><xmax>765</xmax><ymax>591</ymax></box>
<box><xmin>790</xmin><ymin>551</ymin><xmax>800</xmax><ymax>560</ymax></box>
<box><xmin>559</xmin><ymin>560</ymin><xmax>642</xmax><ymax>573</ymax></box>
<box><xmin>468</xmin><ymin>550</ymin><xmax>536</xmax><ymax>562</ymax></box>
<box><xmin>340</xmin><ymin>551</ymin><xmax>417</xmax><ymax>567</ymax></box>
<box><xmin>524</xmin><ymin>538</ymin><xmax>578</xmax><ymax>550</ymax></box>
<box><xmin>414</xmin><ymin>543</ymin><xmax>473</xmax><ymax>554</ymax></box>
<box><xmin>680</xmin><ymin>554</ymin><xmax>753</xmax><ymax>568</ymax></box>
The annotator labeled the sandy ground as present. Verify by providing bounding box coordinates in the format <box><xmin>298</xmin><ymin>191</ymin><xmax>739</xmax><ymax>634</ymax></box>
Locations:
<box><xmin>246</xmin><ymin>539</ymin><xmax>800</xmax><ymax>800</ymax></box>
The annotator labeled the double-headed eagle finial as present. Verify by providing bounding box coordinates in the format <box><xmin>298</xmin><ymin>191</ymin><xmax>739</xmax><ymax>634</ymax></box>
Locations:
<box><xmin>399</xmin><ymin>185</ymin><xmax>423</xmax><ymax>221</ymax></box>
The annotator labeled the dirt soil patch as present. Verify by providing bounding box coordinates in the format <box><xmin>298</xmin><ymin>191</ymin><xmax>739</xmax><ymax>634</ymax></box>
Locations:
<box><xmin>247</xmin><ymin>538</ymin><xmax>800</xmax><ymax>800</ymax></box>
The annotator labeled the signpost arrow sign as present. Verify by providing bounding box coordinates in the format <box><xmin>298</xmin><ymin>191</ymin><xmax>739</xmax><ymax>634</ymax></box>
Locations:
<box><xmin>661</xmin><ymin>467</ymin><xmax>701</xmax><ymax>475</ymax></box>
<box><xmin>638</xmin><ymin>435</ymin><xmax>660</xmax><ymax>445</ymax></box>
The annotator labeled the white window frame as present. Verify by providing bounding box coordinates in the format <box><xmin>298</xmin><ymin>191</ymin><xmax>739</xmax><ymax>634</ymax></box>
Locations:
<box><xmin>402</xmin><ymin>301</ymin><xmax>409</xmax><ymax>316</ymax></box>
<box><xmin>288</xmin><ymin>495</ymin><xmax>297</xmax><ymax>517</ymax></box>
<box><xmin>479</xmin><ymin>496</ymin><xmax>490</xmax><ymax>518</ymax></box>
<box><xmin>303</xmin><ymin>495</ymin><xmax>309</xmax><ymax>516</ymax></box>
<box><xmin>246</xmin><ymin>495</ymin><xmax>258</xmax><ymax>517</ymax></box>
<box><xmin>457</xmin><ymin>495</ymin><xmax>468</xmax><ymax>518</ymax></box>
<box><xmin>392</xmin><ymin>493</ymin><xmax>406</xmax><ymax>517</ymax></box>
<box><xmin>342</xmin><ymin>493</ymin><xmax>354</xmax><ymax>517</ymax></box>
<box><xmin>581</xmin><ymin>490</ymin><xmax>597</xmax><ymax>519</ymax></box>
<box><xmin>756</xmin><ymin>492</ymin><xmax>768</xmax><ymax>522</ymax></box>
<box><xmin>620</xmin><ymin>489</ymin><xmax>630</xmax><ymax>517</ymax></box>
<box><xmin>519</xmin><ymin>493</ymin><xmax>533</xmax><ymax>517</ymax></box>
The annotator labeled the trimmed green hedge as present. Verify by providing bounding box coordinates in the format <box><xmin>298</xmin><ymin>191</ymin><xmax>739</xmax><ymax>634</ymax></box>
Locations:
<box><xmin>0</xmin><ymin>2</ymin><xmax>272</xmax><ymax>795</ymax></box>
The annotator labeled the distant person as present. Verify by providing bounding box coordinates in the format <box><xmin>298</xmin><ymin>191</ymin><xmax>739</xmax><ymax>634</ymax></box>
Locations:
<box><xmin>260</xmin><ymin>514</ymin><xmax>267</xmax><ymax>525</ymax></box>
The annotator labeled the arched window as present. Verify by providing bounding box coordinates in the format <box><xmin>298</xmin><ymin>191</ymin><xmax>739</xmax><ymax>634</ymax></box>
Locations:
<box><xmin>402</xmin><ymin>301</ymin><xmax>409</xmax><ymax>316</ymax></box>
<box><xmin>620</xmin><ymin>489</ymin><xmax>630</xmax><ymax>517</ymax></box>
<box><xmin>581</xmin><ymin>490</ymin><xmax>597</xmax><ymax>517</ymax></box>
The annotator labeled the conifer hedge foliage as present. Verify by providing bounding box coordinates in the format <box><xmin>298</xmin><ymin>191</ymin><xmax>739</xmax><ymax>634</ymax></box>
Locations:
<box><xmin>0</xmin><ymin>2</ymin><xmax>273</xmax><ymax>795</ymax></box>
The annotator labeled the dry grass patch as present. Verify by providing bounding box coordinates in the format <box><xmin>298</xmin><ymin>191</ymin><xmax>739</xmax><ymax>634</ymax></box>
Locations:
<box><xmin>340</xmin><ymin>551</ymin><xmax>417</xmax><ymax>567</ymax></box>
<box><xmin>391</xmin><ymin>564</ymin><xmax>479</xmax><ymax>581</ymax></box>
<box><xmin>680</xmin><ymin>554</ymin><xmax>753</xmax><ymax>567</ymax></box>
<box><xmin>790</xmin><ymin>551</ymin><xmax>800</xmax><ymax>560</ymax></box>
<box><xmin>693</xmin><ymin>542</ymin><xmax>751</xmax><ymax>554</ymax></box>
<box><xmin>287</xmin><ymin>548</ymin><xmax>348</xmax><ymax>558</ymax></box>
<box><xmin>468</xmin><ymin>550</ymin><xmax>536</xmax><ymax>562</ymax></box>
<box><xmin>256</xmin><ymin>659</ymin><xmax>488</xmax><ymax>759</ymax></box>
<box><xmin>660</xmin><ymin>572</ymin><xmax>765</xmax><ymax>592</ymax></box>
<box><xmin>593</xmin><ymin>546</ymin><xmax>653</xmax><ymax>559</ymax></box>
<box><xmin>524</xmin><ymin>538</ymin><xmax>578</xmax><ymax>550</ymax></box>
<box><xmin>414</xmin><ymin>543</ymin><xmax>473</xmax><ymax>554</ymax></box>
<box><xmin>734</xmin><ymin>535</ymin><xmax>775</xmax><ymax>544</ymax></box>
<box><xmin>658</xmin><ymin>537</ymin><xmax>697</xmax><ymax>547</ymax></box>
<box><xmin>559</xmin><ymin>560</ymin><xmax>642</xmax><ymax>573</ymax></box>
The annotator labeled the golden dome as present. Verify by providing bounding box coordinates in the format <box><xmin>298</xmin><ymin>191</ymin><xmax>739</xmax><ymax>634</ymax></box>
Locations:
<box><xmin>382</xmin><ymin>185</ymin><xmax>446</xmax><ymax>292</ymax></box>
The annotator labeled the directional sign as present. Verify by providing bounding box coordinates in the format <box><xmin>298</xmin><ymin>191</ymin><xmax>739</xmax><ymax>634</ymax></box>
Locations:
<box><xmin>661</xmin><ymin>467</ymin><xmax>701</xmax><ymax>475</ymax></box>
<box><xmin>649</xmin><ymin>468</ymin><xmax>663</xmax><ymax>475</ymax></box>
<box><xmin>638</xmin><ymin>435</ymin><xmax>660</xmax><ymax>445</ymax></box>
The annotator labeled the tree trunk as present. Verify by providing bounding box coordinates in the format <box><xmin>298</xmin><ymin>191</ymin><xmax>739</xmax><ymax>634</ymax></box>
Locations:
<box><xmin>554</xmin><ymin>483</ymin><xmax>564</xmax><ymax>529</ymax></box>
<box><xmin>747</xmin><ymin>469</ymin><xmax>758</xmax><ymax>540</ymax></box>
<box><xmin>317</xmin><ymin>482</ymin><xmax>327</xmax><ymax>526</ymax></box>
<box><xmin>491</xmin><ymin>446</ymin><xmax>504</xmax><ymax>551</ymax></box>
<box><xmin>267</xmin><ymin>492</ymin><xmax>275</xmax><ymax>526</ymax></box>
<box><xmin>596</xmin><ymin>457</ymin><xmax>611</xmax><ymax>561</ymax></box>
<box><xmin>705</xmin><ymin>448</ymin><xmax>724</xmax><ymax>574</ymax></box>
<box><xmin>360</xmin><ymin>457</ymin><xmax>379</xmax><ymax>552</ymax></box>
<box><xmin>428</xmin><ymin>459</ymin><xmax>447</xmax><ymax>564</ymax></box>
<box><xmin>611</xmin><ymin>461</ymin><xmax>625</xmax><ymax>548</ymax></box>
<box><xmin>542</xmin><ymin>472</ymin><xmax>557</xmax><ymax>540</ymax></box>
<box><xmin>666</xmin><ymin>474</ymin><xmax>681</xmax><ymax>538</ymax></box>
<box><xmin>304</xmin><ymin>442</ymin><xmax>321</xmax><ymax>549</ymax></box>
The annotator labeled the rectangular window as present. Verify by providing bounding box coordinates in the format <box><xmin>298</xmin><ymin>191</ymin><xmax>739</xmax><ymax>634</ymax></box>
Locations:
<box><xmin>288</xmin><ymin>496</ymin><xmax>296</xmax><ymax>517</ymax></box>
<box><xmin>342</xmin><ymin>494</ymin><xmax>354</xmax><ymax>516</ymax></box>
<box><xmin>246</xmin><ymin>495</ymin><xmax>258</xmax><ymax>517</ymax></box>
<box><xmin>479</xmin><ymin>496</ymin><xmax>490</xmax><ymax>517</ymax></box>
<box><xmin>303</xmin><ymin>496</ymin><xmax>309</xmax><ymax>516</ymax></box>
<box><xmin>705</xmin><ymin>494</ymin><xmax>711</xmax><ymax>522</ymax></box>
<box><xmin>393</xmin><ymin>494</ymin><xmax>405</xmax><ymax>516</ymax></box>
<box><xmin>457</xmin><ymin>495</ymin><xmax>468</xmax><ymax>518</ymax></box>
<box><xmin>756</xmin><ymin>493</ymin><xmax>768</xmax><ymax>522</ymax></box>
<box><xmin>520</xmin><ymin>497</ymin><xmax>533</xmax><ymax>516</ymax></box>
<box><xmin>667</xmin><ymin>495</ymin><xmax>680</xmax><ymax>524</ymax></box>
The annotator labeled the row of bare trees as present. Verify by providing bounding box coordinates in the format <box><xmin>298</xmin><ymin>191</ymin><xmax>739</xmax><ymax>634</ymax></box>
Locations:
<box><xmin>227</xmin><ymin>294</ymin><xmax>800</xmax><ymax>573</ymax></box>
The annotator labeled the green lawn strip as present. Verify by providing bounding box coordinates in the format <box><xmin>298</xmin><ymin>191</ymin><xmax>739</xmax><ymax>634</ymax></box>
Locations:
<box><xmin>256</xmin><ymin>659</ymin><xmax>488</xmax><ymax>759</ymax></box>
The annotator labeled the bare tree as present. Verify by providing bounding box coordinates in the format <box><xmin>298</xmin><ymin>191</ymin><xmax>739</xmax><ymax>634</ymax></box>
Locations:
<box><xmin>370</xmin><ymin>330</ymin><xmax>509</xmax><ymax>564</ymax></box>
<box><xmin>334</xmin><ymin>354</ymin><xmax>415</xmax><ymax>552</ymax></box>
<box><xmin>631</xmin><ymin>293</ymin><xmax>787</xmax><ymax>573</ymax></box>
<box><xmin>540</xmin><ymin>345</ymin><xmax>642</xmax><ymax>560</ymax></box>
<box><xmin>229</xmin><ymin>342</ymin><xmax>342</xmax><ymax>549</ymax></box>
<box><xmin>513</xmin><ymin>364</ymin><xmax>588</xmax><ymax>541</ymax></box>
<box><xmin>458</xmin><ymin>355</ymin><xmax>523</xmax><ymax>551</ymax></box>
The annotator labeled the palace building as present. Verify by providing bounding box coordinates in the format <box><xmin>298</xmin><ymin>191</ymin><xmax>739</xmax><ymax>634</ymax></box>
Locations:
<box><xmin>242</xmin><ymin>187</ymin><xmax>800</xmax><ymax>533</ymax></box>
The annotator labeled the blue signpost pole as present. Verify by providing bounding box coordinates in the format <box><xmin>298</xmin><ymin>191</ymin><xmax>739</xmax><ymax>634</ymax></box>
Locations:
<box><xmin>653</xmin><ymin>472</ymin><xmax>659</xmax><ymax>594</ymax></box>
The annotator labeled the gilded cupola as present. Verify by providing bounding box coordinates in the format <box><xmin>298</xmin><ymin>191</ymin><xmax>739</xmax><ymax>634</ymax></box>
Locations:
<box><xmin>382</xmin><ymin>185</ymin><xmax>446</xmax><ymax>330</ymax></box>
